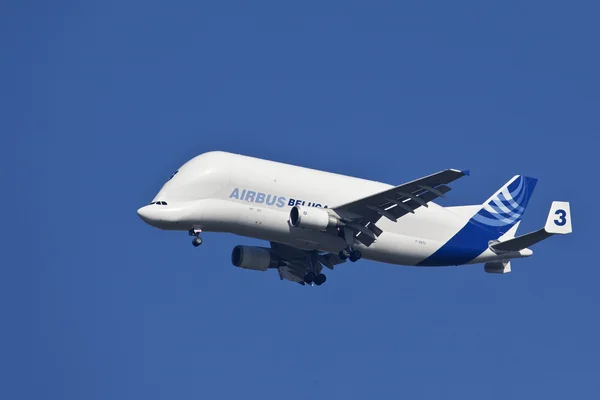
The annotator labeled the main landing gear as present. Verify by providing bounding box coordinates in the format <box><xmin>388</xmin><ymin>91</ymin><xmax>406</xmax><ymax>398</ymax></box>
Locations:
<box><xmin>339</xmin><ymin>248</ymin><xmax>362</xmax><ymax>262</ymax></box>
<box><xmin>189</xmin><ymin>228</ymin><xmax>203</xmax><ymax>247</ymax></box>
<box><xmin>338</xmin><ymin>226</ymin><xmax>362</xmax><ymax>262</ymax></box>
<box><xmin>304</xmin><ymin>271</ymin><xmax>327</xmax><ymax>286</ymax></box>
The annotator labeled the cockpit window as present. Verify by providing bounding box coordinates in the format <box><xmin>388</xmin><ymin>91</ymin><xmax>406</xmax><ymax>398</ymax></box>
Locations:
<box><xmin>167</xmin><ymin>171</ymin><xmax>178</xmax><ymax>182</ymax></box>
<box><xmin>149</xmin><ymin>201</ymin><xmax>168</xmax><ymax>205</ymax></box>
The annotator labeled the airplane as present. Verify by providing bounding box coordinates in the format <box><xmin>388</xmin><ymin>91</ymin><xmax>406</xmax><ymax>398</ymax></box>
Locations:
<box><xmin>137</xmin><ymin>151</ymin><xmax>572</xmax><ymax>285</ymax></box>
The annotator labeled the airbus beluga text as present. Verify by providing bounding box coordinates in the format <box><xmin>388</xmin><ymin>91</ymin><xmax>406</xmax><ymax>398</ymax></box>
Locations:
<box><xmin>137</xmin><ymin>151</ymin><xmax>572</xmax><ymax>286</ymax></box>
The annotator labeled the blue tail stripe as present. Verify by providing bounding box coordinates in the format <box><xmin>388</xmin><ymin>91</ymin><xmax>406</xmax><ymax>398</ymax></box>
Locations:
<box><xmin>486</xmin><ymin>202</ymin><xmax>522</xmax><ymax>218</ymax></box>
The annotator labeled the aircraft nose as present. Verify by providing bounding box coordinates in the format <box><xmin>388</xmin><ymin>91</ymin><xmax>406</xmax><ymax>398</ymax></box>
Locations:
<box><xmin>137</xmin><ymin>203</ymin><xmax>186</xmax><ymax>228</ymax></box>
<box><xmin>137</xmin><ymin>205</ymin><xmax>153</xmax><ymax>223</ymax></box>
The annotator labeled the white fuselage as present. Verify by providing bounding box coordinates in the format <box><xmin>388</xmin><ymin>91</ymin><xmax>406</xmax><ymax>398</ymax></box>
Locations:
<box><xmin>137</xmin><ymin>152</ymin><xmax>530</xmax><ymax>266</ymax></box>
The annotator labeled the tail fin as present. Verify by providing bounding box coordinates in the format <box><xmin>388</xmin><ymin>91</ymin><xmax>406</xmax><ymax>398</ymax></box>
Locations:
<box><xmin>471</xmin><ymin>175</ymin><xmax>538</xmax><ymax>236</ymax></box>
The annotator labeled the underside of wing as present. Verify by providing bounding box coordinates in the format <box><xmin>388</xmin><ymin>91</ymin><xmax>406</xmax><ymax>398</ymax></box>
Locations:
<box><xmin>332</xmin><ymin>169</ymin><xmax>469</xmax><ymax>246</ymax></box>
<box><xmin>270</xmin><ymin>242</ymin><xmax>346</xmax><ymax>284</ymax></box>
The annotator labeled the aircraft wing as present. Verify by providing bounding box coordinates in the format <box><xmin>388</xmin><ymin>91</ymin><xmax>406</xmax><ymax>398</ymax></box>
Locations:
<box><xmin>332</xmin><ymin>169</ymin><xmax>469</xmax><ymax>246</ymax></box>
<box><xmin>270</xmin><ymin>242</ymin><xmax>346</xmax><ymax>284</ymax></box>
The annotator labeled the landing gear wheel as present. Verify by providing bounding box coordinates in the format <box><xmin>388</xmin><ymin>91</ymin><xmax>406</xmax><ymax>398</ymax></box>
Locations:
<box><xmin>304</xmin><ymin>271</ymin><xmax>317</xmax><ymax>284</ymax></box>
<box><xmin>192</xmin><ymin>237</ymin><xmax>203</xmax><ymax>247</ymax></box>
<box><xmin>349</xmin><ymin>250</ymin><xmax>362</xmax><ymax>262</ymax></box>
<box><xmin>339</xmin><ymin>248</ymin><xmax>351</xmax><ymax>260</ymax></box>
<box><xmin>313</xmin><ymin>274</ymin><xmax>327</xmax><ymax>286</ymax></box>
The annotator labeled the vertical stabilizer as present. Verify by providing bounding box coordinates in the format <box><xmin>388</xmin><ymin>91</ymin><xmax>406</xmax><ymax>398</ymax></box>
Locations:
<box><xmin>471</xmin><ymin>175</ymin><xmax>538</xmax><ymax>236</ymax></box>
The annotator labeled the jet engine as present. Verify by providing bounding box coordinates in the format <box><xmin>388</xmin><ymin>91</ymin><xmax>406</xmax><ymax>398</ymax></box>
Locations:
<box><xmin>484</xmin><ymin>261</ymin><xmax>511</xmax><ymax>274</ymax></box>
<box><xmin>289</xmin><ymin>205</ymin><xmax>340</xmax><ymax>231</ymax></box>
<box><xmin>231</xmin><ymin>245</ymin><xmax>280</xmax><ymax>271</ymax></box>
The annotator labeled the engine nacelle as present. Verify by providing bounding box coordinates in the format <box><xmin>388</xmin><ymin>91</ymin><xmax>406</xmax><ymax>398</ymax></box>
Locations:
<box><xmin>231</xmin><ymin>245</ymin><xmax>279</xmax><ymax>271</ymax></box>
<box><xmin>289</xmin><ymin>205</ymin><xmax>340</xmax><ymax>231</ymax></box>
<box><xmin>484</xmin><ymin>261</ymin><xmax>512</xmax><ymax>274</ymax></box>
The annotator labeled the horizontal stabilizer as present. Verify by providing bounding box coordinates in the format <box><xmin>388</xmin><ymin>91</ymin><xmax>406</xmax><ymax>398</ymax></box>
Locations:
<box><xmin>490</xmin><ymin>201</ymin><xmax>572</xmax><ymax>252</ymax></box>
<box><xmin>491</xmin><ymin>229</ymin><xmax>553</xmax><ymax>252</ymax></box>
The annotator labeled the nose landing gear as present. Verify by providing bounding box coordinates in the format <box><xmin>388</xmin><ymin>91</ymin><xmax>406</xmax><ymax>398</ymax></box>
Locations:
<box><xmin>189</xmin><ymin>228</ymin><xmax>203</xmax><ymax>247</ymax></box>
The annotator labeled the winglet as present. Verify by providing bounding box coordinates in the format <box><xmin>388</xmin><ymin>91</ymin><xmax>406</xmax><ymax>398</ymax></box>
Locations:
<box><xmin>461</xmin><ymin>169</ymin><xmax>470</xmax><ymax>176</ymax></box>
<box><xmin>544</xmin><ymin>201</ymin><xmax>572</xmax><ymax>234</ymax></box>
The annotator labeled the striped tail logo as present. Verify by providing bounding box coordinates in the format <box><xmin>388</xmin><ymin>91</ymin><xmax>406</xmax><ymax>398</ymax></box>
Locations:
<box><xmin>472</xmin><ymin>175</ymin><xmax>537</xmax><ymax>231</ymax></box>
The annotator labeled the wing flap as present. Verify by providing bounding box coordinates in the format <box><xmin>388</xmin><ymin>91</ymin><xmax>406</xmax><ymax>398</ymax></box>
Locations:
<box><xmin>388</xmin><ymin>184</ymin><xmax>452</xmax><ymax>219</ymax></box>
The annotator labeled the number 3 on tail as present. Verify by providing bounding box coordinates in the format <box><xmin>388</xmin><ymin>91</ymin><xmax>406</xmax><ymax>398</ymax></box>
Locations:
<box><xmin>554</xmin><ymin>209</ymin><xmax>567</xmax><ymax>226</ymax></box>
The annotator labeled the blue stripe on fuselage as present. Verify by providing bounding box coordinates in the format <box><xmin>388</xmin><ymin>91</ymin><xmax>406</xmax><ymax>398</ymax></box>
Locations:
<box><xmin>417</xmin><ymin>222</ymin><xmax>498</xmax><ymax>266</ymax></box>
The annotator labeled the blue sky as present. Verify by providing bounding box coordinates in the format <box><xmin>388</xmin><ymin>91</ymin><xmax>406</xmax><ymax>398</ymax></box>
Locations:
<box><xmin>2</xmin><ymin>1</ymin><xmax>598</xmax><ymax>399</ymax></box>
